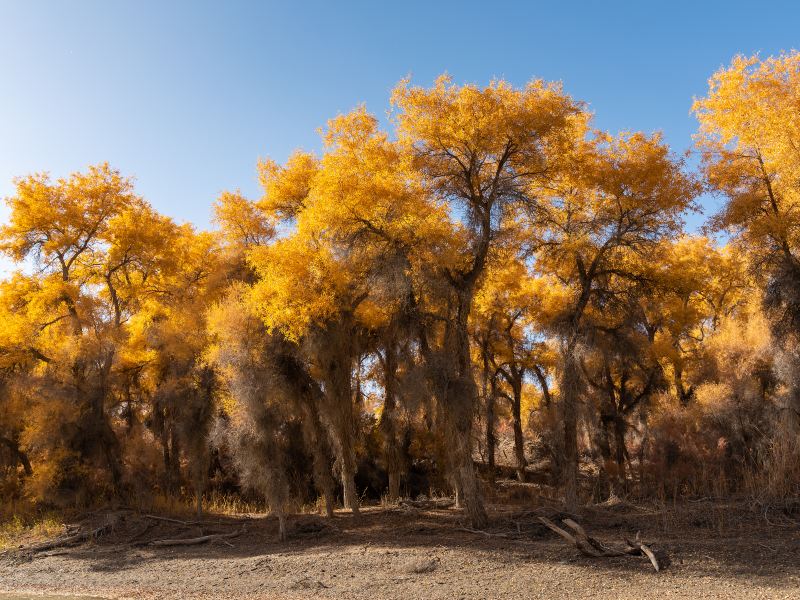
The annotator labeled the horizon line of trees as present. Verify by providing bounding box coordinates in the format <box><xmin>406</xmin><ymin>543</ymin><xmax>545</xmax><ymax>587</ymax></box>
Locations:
<box><xmin>2</xmin><ymin>52</ymin><xmax>800</xmax><ymax>535</ymax></box>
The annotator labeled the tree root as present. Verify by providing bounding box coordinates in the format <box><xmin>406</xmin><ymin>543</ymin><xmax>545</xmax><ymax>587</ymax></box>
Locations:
<box><xmin>538</xmin><ymin>516</ymin><xmax>665</xmax><ymax>571</ymax></box>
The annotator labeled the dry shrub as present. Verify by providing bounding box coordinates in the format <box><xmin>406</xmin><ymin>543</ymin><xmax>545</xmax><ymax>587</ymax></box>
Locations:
<box><xmin>744</xmin><ymin>432</ymin><xmax>800</xmax><ymax>506</ymax></box>
<box><xmin>527</xmin><ymin>404</ymin><xmax>562</xmax><ymax>481</ymax></box>
<box><xmin>118</xmin><ymin>424</ymin><xmax>163</xmax><ymax>509</ymax></box>
<box><xmin>644</xmin><ymin>394</ymin><xmax>729</xmax><ymax>498</ymax></box>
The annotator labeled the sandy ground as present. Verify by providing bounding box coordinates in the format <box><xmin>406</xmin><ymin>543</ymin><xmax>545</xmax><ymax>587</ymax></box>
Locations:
<box><xmin>1</xmin><ymin>500</ymin><xmax>799</xmax><ymax>599</ymax></box>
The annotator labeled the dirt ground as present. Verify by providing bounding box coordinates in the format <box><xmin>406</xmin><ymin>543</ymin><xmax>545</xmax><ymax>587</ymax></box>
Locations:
<box><xmin>1</xmin><ymin>497</ymin><xmax>799</xmax><ymax>600</ymax></box>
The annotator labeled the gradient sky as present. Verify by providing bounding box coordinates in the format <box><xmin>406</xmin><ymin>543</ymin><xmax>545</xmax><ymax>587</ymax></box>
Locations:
<box><xmin>1</xmin><ymin>0</ymin><xmax>799</xmax><ymax>273</ymax></box>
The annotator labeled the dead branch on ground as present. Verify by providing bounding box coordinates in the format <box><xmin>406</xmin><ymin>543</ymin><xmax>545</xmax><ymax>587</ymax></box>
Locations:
<box><xmin>538</xmin><ymin>516</ymin><xmax>664</xmax><ymax>571</ymax></box>
<box><xmin>143</xmin><ymin>514</ymin><xmax>201</xmax><ymax>526</ymax></box>
<box><xmin>21</xmin><ymin>516</ymin><xmax>119</xmax><ymax>554</ymax></box>
<box><xmin>398</xmin><ymin>498</ymin><xmax>454</xmax><ymax>510</ymax></box>
<box><xmin>149</xmin><ymin>527</ymin><xmax>245</xmax><ymax>547</ymax></box>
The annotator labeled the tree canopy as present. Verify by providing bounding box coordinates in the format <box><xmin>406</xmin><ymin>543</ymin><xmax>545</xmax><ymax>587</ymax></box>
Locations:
<box><xmin>2</xmin><ymin>53</ymin><xmax>799</xmax><ymax>529</ymax></box>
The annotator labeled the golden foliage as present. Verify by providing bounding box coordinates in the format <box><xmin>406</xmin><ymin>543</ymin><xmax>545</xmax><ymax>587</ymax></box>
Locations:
<box><xmin>1</xmin><ymin>61</ymin><xmax>798</xmax><ymax>512</ymax></box>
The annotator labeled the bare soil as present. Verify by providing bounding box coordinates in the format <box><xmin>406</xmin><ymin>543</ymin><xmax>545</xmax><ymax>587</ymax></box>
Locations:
<box><xmin>1</xmin><ymin>497</ymin><xmax>799</xmax><ymax>599</ymax></box>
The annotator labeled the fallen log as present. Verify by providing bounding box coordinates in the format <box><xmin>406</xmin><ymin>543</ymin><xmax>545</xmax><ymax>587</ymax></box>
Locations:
<box><xmin>455</xmin><ymin>527</ymin><xmax>511</xmax><ymax>539</ymax></box>
<box><xmin>143</xmin><ymin>514</ymin><xmax>200</xmax><ymax>526</ymax></box>
<box><xmin>149</xmin><ymin>527</ymin><xmax>245</xmax><ymax>547</ymax></box>
<box><xmin>399</xmin><ymin>498</ymin><xmax>454</xmax><ymax>510</ymax></box>
<box><xmin>22</xmin><ymin>518</ymin><xmax>118</xmax><ymax>554</ymax></box>
<box><xmin>538</xmin><ymin>517</ymin><xmax>664</xmax><ymax>571</ymax></box>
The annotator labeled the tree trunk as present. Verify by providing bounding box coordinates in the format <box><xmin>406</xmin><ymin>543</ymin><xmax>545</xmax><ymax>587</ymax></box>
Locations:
<box><xmin>457</xmin><ymin>449</ymin><xmax>486</xmax><ymax>527</ymax></box>
<box><xmin>453</xmin><ymin>476</ymin><xmax>463</xmax><ymax>509</ymax></box>
<box><xmin>388</xmin><ymin>471</ymin><xmax>400</xmax><ymax>503</ymax></box>
<box><xmin>595</xmin><ymin>417</ymin><xmax>613</xmax><ymax>500</ymax></box>
<box><xmin>162</xmin><ymin>426</ymin><xmax>181</xmax><ymax>497</ymax></box>
<box><xmin>448</xmin><ymin>296</ymin><xmax>488</xmax><ymax>528</ymax></box>
<box><xmin>414</xmin><ymin>287</ymin><xmax>487</xmax><ymax>527</ymax></box>
<box><xmin>95</xmin><ymin>352</ymin><xmax>123</xmax><ymax>496</ymax></box>
<box><xmin>335</xmin><ymin>421</ymin><xmax>359</xmax><ymax>516</ymax></box>
<box><xmin>511</xmin><ymin>377</ymin><xmax>527</xmax><ymax>482</ymax></box>
<box><xmin>380</xmin><ymin>344</ymin><xmax>402</xmax><ymax>502</ymax></box>
<box><xmin>341</xmin><ymin>465</ymin><xmax>359</xmax><ymax>516</ymax></box>
<box><xmin>313</xmin><ymin>446</ymin><xmax>336</xmax><ymax>518</ymax></box>
<box><xmin>446</xmin><ymin>375</ymin><xmax>488</xmax><ymax>528</ymax></box>
<box><xmin>561</xmin><ymin>343</ymin><xmax>581</xmax><ymax>510</ymax></box>
<box><xmin>277</xmin><ymin>509</ymin><xmax>287</xmax><ymax>542</ymax></box>
<box><xmin>302</xmin><ymin>401</ymin><xmax>337</xmax><ymax>517</ymax></box>
<box><xmin>485</xmin><ymin>374</ymin><xmax>496</xmax><ymax>487</ymax></box>
<box><xmin>323</xmin><ymin>492</ymin><xmax>334</xmax><ymax>518</ymax></box>
<box><xmin>613</xmin><ymin>416</ymin><xmax>627</xmax><ymax>494</ymax></box>
<box><xmin>320</xmin><ymin>338</ymin><xmax>360</xmax><ymax>517</ymax></box>
<box><xmin>0</xmin><ymin>436</ymin><xmax>33</xmax><ymax>475</ymax></box>
<box><xmin>283</xmin><ymin>345</ymin><xmax>338</xmax><ymax>518</ymax></box>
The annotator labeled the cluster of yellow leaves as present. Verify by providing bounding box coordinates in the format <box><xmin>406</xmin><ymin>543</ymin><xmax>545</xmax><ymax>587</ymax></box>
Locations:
<box><xmin>694</xmin><ymin>52</ymin><xmax>800</xmax><ymax>256</ymax></box>
<box><xmin>246</xmin><ymin>105</ymin><xmax>456</xmax><ymax>341</ymax></box>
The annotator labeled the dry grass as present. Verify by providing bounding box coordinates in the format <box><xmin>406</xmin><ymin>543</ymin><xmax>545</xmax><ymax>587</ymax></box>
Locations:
<box><xmin>203</xmin><ymin>490</ymin><xmax>270</xmax><ymax>515</ymax></box>
<box><xmin>0</xmin><ymin>506</ymin><xmax>64</xmax><ymax>551</ymax></box>
<box><xmin>144</xmin><ymin>490</ymin><xmax>319</xmax><ymax>518</ymax></box>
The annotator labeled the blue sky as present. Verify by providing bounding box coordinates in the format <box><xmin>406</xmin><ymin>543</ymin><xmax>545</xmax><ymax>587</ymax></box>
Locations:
<box><xmin>1</xmin><ymin>0</ymin><xmax>798</xmax><ymax>270</ymax></box>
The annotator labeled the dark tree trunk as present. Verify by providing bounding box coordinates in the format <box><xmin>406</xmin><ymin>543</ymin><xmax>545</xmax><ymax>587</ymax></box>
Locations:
<box><xmin>447</xmin><ymin>294</ymin><xmax>488</xmax><ymax>528</ymax></box>
<box><xmin>561</xmin><ymin>342</ymin><xmax>581</xmax><ymax>510</ymax></box>
<box><xmin>305</xmin><ymin>407</ymin><xmax>337</xmax><ymax>517</ymax></box>
<box><xmin>674</xmin><ymin>364</ymin><xmax>695</xmax><ymax>406</ymax></box>
<box><xmin>485</xmin><ymin>389</ymin><xmax>496</xmax><ymax>486</ymax></box>
<box><xmin>510</xmin><ymin>376</ymin><xmax>527</xmax><ymax>482</ymax></box>
<box><xmin>595</xmin><ymin>416</ymin><xmax>613</xmax><ymax>500</ymax></box>
<box><xmin>94</xmin><ymin>352</ymin><xmax>123</xmax><ymax>496</ymax></box>
<box><xmin>482</xmin><ymin>345</ymin><xmax>496</xmax><ymax>487</ymax></box>
<box><xmin>0</xmin><ymin>436</ymin><xmax>33</xmax><ymax>475</ymax></box>
<box><xmin>161</xmin><ymin>424</ymin><xmax>181</xmax><ymax>497</ymax></box>
<box><xmin>414</xmin><ymin>287</ymin><xmax>487</xmax><ymax>527</ymax></box>
<box><xmin>380</xmin><ymin>344</ymin><xmax>403</xmax><ymax>502</ymax></box>
<box><xmin>613</xmin><ymin>416</ymin><xmax>627</xmax><ymax>494</ymax></box>
<box><xmin>324</xmin><ymin>351</ymin><xmax>360</xmax><ymax>517</ymax></box>
<box><xmin>273</xmin><ymin>340</ymin><xmax>338</xmax><ymax>517</ymax></box>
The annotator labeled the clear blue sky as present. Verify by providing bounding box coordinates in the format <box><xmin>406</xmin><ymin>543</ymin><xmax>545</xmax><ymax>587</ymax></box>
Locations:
<box><xmin>1</xmin><ymin>1</ymin><xmax>798</xmax><ymax>257</ymax></box>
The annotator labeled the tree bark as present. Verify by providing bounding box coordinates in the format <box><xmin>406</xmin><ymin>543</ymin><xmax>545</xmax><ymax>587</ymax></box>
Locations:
<box><xmin>510</xmin><ymin>375</ymin><xmax>527</xmax><ymax>482</ymax></box>
<box><xmin>595</xmin><ymin>416</ymin><xmax>613</xmax><ymax>500</ymax></box>
<box><xmin>483</xmin><ymin>352</ymin><xmax>496</xmax><ymax>487</ymax></box>
<box><xmin>445</xmin><ymin>374</ymin><xmax>488</xmax><ymax>527</ymax></box>
<box><xmin>613</xmin><ymin>416</ymin><xmax>627</xmax><ymax>492</ymax></box>
<box><xmin>448</xmin><ymin>293</ymin><xmax>488</xmax><ymax>528</ymax></box>
<box><xmin>321</xmin><ymin>338</ymin><xmax>360</xmax><ymax>517</ymax></box>
<box><xmin>307</xmin><ymin>417</ymin><xmax>336</xmax><ymax>517</ymax></box>
<box><xmin>276</xmin><ymin>340</ymin><xmax>338</xmax><ymax>518</ymax></box>
<box><xmin>485</xmin><ymin>397</ymin><xmax>496</xmax><ymax>485</ymax></box>
<box><xmin>561</xmin><ymin>342</ymin><xmax>581</xmax><ymax>510</ymax></box>
<box><xmin>380</xmin><ymin>344</ymin><xmax>402</xmax><ymax>502</ymax></box>
<box><xmin>341</xmin><ymin>465</ymin><xmax>359</xmax><ymax>516</ymax></box>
